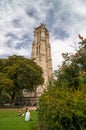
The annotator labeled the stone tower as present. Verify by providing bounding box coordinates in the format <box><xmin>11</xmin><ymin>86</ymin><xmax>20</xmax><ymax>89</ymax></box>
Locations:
<box><xmin>31</xmin><ymin>24</ymin><xmax>53</xmax><ymax>96</ymax></box>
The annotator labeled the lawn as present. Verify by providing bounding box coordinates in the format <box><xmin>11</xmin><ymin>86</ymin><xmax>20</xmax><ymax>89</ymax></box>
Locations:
<box><xmin>0</xmin><ymin>108</ymin><xmax>38</xmax><ymax>130</ymax></box>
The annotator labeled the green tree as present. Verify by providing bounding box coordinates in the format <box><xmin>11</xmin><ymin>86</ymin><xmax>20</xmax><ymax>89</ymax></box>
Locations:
<box><xmin>0</xmin><ymin>72</ymin><xmax>14</xmax><ymax>105</ymax></box>
<box><xmin>54</xmin><ymin>35</ymin><xmax>86</xmax><ymax>89</ymax></box>
<box><xmin>0</xmin><ymin>55</ymin><xmax>44</xmax><ymax>105</ymax></box>
<box><xmin>0</xmin><ymin>72</ymin><xmax>14</xmax><ymax>93</ymax></box>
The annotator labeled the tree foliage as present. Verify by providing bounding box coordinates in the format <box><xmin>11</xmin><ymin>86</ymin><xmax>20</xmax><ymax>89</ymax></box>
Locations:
<box><xmin>54</xmin><ymin>35</ymin><xmax>86</xmax><ymax>89</ymax></box>
<box><xmin>38</xmin><ymin>36</ymin><xmax>86</xmax><ymax>130</ymax></box>
<box><xmin>0</xmin><ymin>55</ymin><xmax>44</xmax><ymax>105</ymax></box>
<box><xmin>38</xmin><ymin>86</ymin><xmax>86</xmax><ymax>130</ymax></box>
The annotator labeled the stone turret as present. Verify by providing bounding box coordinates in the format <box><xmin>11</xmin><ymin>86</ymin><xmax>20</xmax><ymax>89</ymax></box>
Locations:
<box><xmin>31</xmin><ymin>24</ymin><xmax>53</xmax><ymax>96</ymax></box>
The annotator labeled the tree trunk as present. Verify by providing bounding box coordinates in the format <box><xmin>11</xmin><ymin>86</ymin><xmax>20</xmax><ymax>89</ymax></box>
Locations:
<box><xmin>10</xmin><ymin>93</ymin><xmax>16</xmax><ymax>106</ymax></box>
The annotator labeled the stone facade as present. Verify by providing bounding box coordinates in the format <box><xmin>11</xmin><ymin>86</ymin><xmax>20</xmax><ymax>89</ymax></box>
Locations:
<box><xmin>31</xmin><ymin>24</ymin><xmax>53</xmax><ymax>96</ymax></box>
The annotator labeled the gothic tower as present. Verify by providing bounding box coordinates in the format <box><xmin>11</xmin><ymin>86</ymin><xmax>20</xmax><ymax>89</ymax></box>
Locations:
<box><xmin>31</xmin><ymin>24</ymin><xmax>53</xmax><ymax>96</ymax></box>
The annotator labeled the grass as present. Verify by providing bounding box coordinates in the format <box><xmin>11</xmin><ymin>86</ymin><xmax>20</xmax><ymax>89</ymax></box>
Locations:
<box><xmin>0</xmin><ymin>108</ymin><xmax>38</xmax><ymax>130</ymax></box>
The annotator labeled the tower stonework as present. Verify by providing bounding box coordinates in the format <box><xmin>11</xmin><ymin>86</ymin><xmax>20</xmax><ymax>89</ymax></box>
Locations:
<box><xmin>31</xmin><ymin>24</ymin><xmax>53</xmax><ymax>96</ymax></box>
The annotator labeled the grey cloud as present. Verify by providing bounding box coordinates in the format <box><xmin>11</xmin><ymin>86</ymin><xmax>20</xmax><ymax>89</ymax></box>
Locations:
<box><xmin>5</xmin><ymin>33</ymin><xmax>18</xmax><ymax>48</ymax></box>
<box><xmin>25</xmin><ymin>7</ymin><xmax>39</xmax><ymax>20</ymax></box>
<box><xmin>21</xmin><ymin>34</ymin><xmax>31</xmax><ymax>41</ymax></box>
<box><xmin>5</xmin><ymin>33</ymin><xmax>18</xmax><ymax>39</ymax></box>
<box><xmin>5</xmin><ymin>32</ymin><xmax>19</xmax><ymax>48</ymax></box>
<box><xmin>5</xmin><ymin>39</ymin><xmax>13</xmax><ymax>48</ymax></box>
<box><xmin>45</xmin><ymin>0</ymin><xmax>86</xmax><ymax>39</ymax></box>
<box><xmin>53</xmin><ymin>28</ymin><xmax>69</xmax><ymax>39</ymax></box>
<box><xmin>5</xmin><ymin>29</ymin><xmax>32</xmax><ymax>50</ymax></box>
<box><xmin>45</xmin><ymin>5</ymin><xmax>72</xmax><ymax>39</ymax></box>
<box><xmin>5</xmin><ymin>34</ymin><xmax>31</xmax><ymax>50</ymax></box>
<box><xmin>15</xmin><ymin>42</ymin><xmax>29</xmax><ymax>50</ymax></box>
<box><xmin>45</xmin><ymin>8</ymin><xmax>55</xmax><ymax>28</ymax></box>
<box><xmin>11</xmin><ymin>19</ymin><xmax>22</xmax><ymax>28</ymax></box>
<box><xmin>15</xmin><ymin>34</ymin><xmax>32</xmax><ymax>49</ymax></box>
<box><xmin>5</xmin><ymin>38</ymin><xmax>29</xmax><ymax>50</ymax></box>
<box><xmin>0</xmin><ymin>0</ymin><xmax>13</xmax><ymax>8</ymax></box>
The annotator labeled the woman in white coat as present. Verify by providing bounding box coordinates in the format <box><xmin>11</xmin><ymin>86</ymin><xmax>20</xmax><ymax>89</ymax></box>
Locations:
<box><xmin>25</xmin><ymin>108</ymin><xmax>30</xmax><ymax>121</ymax></box>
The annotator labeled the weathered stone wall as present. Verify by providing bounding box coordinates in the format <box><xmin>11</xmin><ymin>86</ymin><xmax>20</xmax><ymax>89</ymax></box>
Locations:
<box><xmin>31</xmin><ymin>24</ymin><xmax>53</xmax><ymax>96</ymax></box>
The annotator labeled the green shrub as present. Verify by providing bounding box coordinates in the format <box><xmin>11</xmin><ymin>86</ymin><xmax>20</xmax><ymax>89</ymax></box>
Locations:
<box><xmin>38</xmin><ymin>86</ymin><xmax>86</xmax><ymax>130</ymax></box>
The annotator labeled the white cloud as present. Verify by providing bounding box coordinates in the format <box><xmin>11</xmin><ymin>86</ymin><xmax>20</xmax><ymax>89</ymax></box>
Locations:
<box><xmin>0</xmin><ymin>0</ymin><xmax>86</xmax><ymax>70</ymax></box>
<box><xmin>50</xmin><ymin>36</ymin><xmax>78</xmax><ymax>70</ymax></box>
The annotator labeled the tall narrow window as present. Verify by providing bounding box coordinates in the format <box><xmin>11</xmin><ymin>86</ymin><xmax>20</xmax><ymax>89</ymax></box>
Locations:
<box><xmin>39</xmin><ymin>46</ymin><xmax>40</xmax><ymax>55</ymax></box>
<box><xmin>36</xmin><ymin>47</ymin><xmax>38</xmax><ymax>56</ymax></box>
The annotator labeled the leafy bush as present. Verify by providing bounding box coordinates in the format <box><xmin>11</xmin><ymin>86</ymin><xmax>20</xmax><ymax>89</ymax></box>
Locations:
<box><xmin>38</xmin><ymin>86</ymin><xmax>86</xmax><ymax>130</ymax></box>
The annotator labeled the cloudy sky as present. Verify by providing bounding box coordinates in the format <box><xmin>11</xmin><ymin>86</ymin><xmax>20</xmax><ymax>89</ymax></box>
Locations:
<box><xmin>0</xmin><ymin>0</ymin><xmax>86</xmax><ymax>71</ymax></box>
